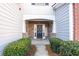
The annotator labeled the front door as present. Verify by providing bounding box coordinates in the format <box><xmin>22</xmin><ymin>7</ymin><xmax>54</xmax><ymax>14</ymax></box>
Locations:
<box><xmin>34</xmin><ymin>24</ymin><xmax>45</xmax><ymax>39</ymax></box>
<box><xmin>37</xmin><ymin>25</ymin><xmax>42</xmax><ymax>38</ymax></box>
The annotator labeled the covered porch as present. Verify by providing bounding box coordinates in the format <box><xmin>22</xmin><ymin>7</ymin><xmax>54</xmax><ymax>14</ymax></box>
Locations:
<box><xmin>24</xmin><ymin>19</ymin><xmax>53</xmax><ymax>39</ymax></box>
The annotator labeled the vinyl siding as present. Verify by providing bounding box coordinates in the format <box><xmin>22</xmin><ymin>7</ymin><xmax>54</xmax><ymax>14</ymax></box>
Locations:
<box><xmin>55</xmin><ymin>4</ymin><xmax>70</xmax><ymax>40</ymax></box>
<box><xmin>0</xmin><ymin>3</ymin><xmax>22</xmax><ymax>55</ymax></box>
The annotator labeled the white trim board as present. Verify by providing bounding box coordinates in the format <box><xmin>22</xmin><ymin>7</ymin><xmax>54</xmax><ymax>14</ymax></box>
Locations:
<box><xmin>69</xmin><ymin>3</ymin><xmax>74</xmax><ymax>41</ymax></box>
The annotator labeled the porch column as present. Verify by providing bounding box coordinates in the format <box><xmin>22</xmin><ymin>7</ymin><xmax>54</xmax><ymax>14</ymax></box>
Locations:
<box><xmin>23</xmin><ymin>20</ymin><xmax>28</xmax><ymax>37</ymax></box>
<box><xmin>52</xmin><ymin>20</ymin><xmax>56</xmax><ymax>37</ymax></box>
<box><xmin>53</xmin><ymin>21</ymin><xmax>56</xmax><ymax>33</ymax></box>
<box><xmin>34</xmin><ymin>24</ymin><xmax>37</xmax><ymax>39</ymax></box>
<box><xmin>43</xmin><ymin>24</ymin><xmax>45</xmax><ymax>39</ymax></box>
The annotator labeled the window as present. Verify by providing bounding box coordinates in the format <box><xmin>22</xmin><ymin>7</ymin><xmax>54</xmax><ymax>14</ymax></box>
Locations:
<box><xmin>31</xmin><ymin>3</ymin><xmax>35</xmax><ymax>5</ymax></box>
<box><xmin>31</xmin><ymin>3</ymin><xmax>49</xmax><ymax>6</ymax></box>
<box><xmin>45</xmin><ymin>3</ymin><xmax>49</xmax><ymax>6</ymax></box>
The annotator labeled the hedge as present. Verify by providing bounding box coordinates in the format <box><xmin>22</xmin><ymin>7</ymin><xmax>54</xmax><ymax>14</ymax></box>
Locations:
<box><xmin>49</xmin><ymin>37</ymin><xmax>79</xmax><ymax>56</ymax></box>
<box><xmin>3</xmin><ymin>38</ymin><xmax>31</xmax><ymax>56</ymax></box>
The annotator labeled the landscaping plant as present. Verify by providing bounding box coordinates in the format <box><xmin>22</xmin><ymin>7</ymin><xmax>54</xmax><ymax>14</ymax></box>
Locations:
<box><xmin>3</xmin><ymin>38</ymin><xmax>31</xmax><ymax>56</ymax></box>
<box><xmin>49</xmin><ymin>37</ymin><xmax>79</xmax><ymax>56</ymax></box>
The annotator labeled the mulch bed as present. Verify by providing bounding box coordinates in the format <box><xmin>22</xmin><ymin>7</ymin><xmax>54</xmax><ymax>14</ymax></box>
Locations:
<box><xmin>46</xmin><ymin>45</ymin><xmax>58</xmax><ymax>56</ymax></box>
<box><xmin>27</xmin><ymin>45</ymin><xmax>36</xmax><ymax>56</ymax></box>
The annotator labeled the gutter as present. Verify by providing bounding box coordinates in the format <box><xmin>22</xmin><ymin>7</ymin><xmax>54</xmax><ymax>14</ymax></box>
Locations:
<box><xmin>52</xmin><ymin>3</ymin><xmax>65</xmax><ymax>9</ymax></box>
<box><xmin>52</xmin><ymin>3</ymin><xmax>56</xmax><ymax>7</ymax></box>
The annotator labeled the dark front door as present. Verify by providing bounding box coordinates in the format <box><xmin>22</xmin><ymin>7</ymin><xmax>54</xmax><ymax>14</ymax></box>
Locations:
<box><xmin>37</xmin><ymin>25</ymin><xmax>42</xmax><ymax>38</ymax></box>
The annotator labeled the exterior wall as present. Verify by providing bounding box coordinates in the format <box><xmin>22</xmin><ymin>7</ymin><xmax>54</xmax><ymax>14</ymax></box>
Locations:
<box><xmin>54</xmin><ymin>4</ymin><xmax>70</xmax><ymax>40</ymax></box>
<box><xmin>21</xmin><ymin>3</ymin><xmax>53</xmax><ymax>15</ymax></box>
<box><xmin>0</xmin><ymin>3</ymin><xmax>22</xmax><ymax>55</ymax></box>
<box><xmin>73</xmin><ymin>3</ymin><xmax>79</xmax><ymax>41</ymax></box>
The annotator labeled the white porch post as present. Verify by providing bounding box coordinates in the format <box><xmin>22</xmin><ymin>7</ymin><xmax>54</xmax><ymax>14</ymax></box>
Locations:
<box><xmin>23</xmin><ymin>20</ymin><xmax>27</xmax><ymax>37</ymax></box>
<box><xmin>23</xmin><ymin>20</ymin><xmax>26</xmax><ymax>33</ymax></box>
<box><xmin>23</xmin><ymin>20</ymin><xmax>29</xmax><ymax>37</ymax></box>
<box><xmin>43</xmin><ymin>24</ymin><xmax>45</xmax><ymax>39</ymax></box>
<box><xmin>34</xmin><ymin>24</ymin><xmax>37</xmax><ymax>39</ymax></box>
<box><xmin>53</xmin><ymin>20</ymin><xmax>56</xmax><ymax>33</ymax></box>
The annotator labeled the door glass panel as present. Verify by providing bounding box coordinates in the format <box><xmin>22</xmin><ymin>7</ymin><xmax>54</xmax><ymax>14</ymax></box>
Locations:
<box><xmin>37</xmin><ymin>25</ymin><xmax>42</xmax><ymax>38</ymax></box>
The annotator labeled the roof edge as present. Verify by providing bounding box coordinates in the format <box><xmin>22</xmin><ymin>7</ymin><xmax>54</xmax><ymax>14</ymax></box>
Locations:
<box><xmin>52</xmin><ymin>3</ymin><xmax>65</xmax><ymax>9</ymax></box>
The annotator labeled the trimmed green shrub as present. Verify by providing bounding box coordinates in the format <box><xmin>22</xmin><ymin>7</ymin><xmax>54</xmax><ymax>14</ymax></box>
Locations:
<box><xmin>3</xmin><ymin>38</ymin><xmax>31</xmax><ymax>56</ymax></box>
<box><xmin>49</xmin><ymin>37</ymin><xmax>63</xmax><ymax>54</ymax></box>
<box><xmin>49</xmin><ymin>37</ymin><xmax>79</xmax><ymax>56</ymax></box>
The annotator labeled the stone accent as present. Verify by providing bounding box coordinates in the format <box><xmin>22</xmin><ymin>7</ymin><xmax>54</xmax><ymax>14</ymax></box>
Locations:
<box><xmin>50</xmin><ymin>33</ymin><xmax>56</xmax><ymax>37</ymax></box>
<box><xmin>25</xmin><ymin>21</ymin><xmax>52</xmax><ymax>38</ymax></box>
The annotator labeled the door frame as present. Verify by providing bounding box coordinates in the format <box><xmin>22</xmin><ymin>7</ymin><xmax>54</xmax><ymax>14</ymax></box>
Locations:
<box><xmin>34</xmin><ymin>24</ymin><xmax>45</xmax><ymax>39</ymax></box>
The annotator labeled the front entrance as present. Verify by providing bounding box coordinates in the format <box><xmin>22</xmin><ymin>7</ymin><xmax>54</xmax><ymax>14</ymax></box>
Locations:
<box><xmin>26</xmin><ymin>20</ymin><xmax>53</xmax><ymax>39</ymax></box>
<box><xmin>34</xmin><ymin>24</ymin><xmax>45</xmax><ymax>39</ymax></box>
<box><xmin>37</xmin><ymin>25</ymin><xmax>43</xmax><ymax>38</ymax></box>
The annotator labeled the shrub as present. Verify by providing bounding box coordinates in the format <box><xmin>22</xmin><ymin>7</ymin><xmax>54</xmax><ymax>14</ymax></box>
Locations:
<box><xmin>49</xmin><ymin>37</ymin><xmax>79</xmax><ymax>56</ymax></box>
<box><xmin>3</xmin><ymin>38</ymin><xmax>31</xmax><ymax>56</ymax></box>
<box><xmin>49</xmin><ymin>38</ymin><xmax>63</xmax><ymax>54</ymax></box>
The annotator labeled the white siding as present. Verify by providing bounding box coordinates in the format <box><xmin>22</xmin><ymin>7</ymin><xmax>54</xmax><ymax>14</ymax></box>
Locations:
<box><xmin>21</xmin><ymin>3</ymin><xmax>53</xmax><ymax>15</ymax></box>
<box><xmin>55</xmin><ymin>4</ymin><xmax>70</xmax><ymax>40</ymax></box>
<box><xmin>0</xmin><ymin>3</ymin><xmax>22</xmax><ymax>55</ymax></box>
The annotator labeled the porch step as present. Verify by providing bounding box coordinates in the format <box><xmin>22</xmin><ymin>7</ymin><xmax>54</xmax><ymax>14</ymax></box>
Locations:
<box><xmin>32</xmin><ymin>39</ymin><xmax>50</xmax><ymax>45</ymax></box>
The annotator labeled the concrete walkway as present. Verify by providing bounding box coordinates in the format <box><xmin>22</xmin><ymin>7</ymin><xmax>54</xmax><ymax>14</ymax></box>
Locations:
<box><xmin>35</xmin><ymin>45</ymin><xmax>48</xmax><ymax>56</ymax></box>
<box><xmin>32</xmin><ymin>39</ymin><xmax>50</xmax><ymax>56</ymax></box>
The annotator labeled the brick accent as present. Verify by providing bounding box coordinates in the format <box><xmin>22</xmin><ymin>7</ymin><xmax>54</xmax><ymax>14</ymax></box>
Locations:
<box><xmin>73</xmin><ymin>3</ymin><xmax>79</xmax><ymax>41</ymax></box>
